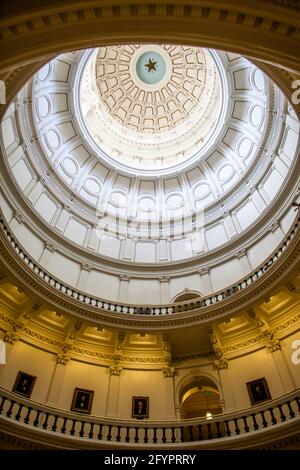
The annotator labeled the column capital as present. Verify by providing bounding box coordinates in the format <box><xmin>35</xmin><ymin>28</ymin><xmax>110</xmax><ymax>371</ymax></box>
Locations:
<box><xmin>119</xmin><ymin>274</ymin><xmax>131</xmax><ymax>282</ymax></box>
<box><xmin>162</xmin><ymin>366</ymin><xmax>175</xmax><ymax>378</ymax></box>
<box><xmin>80</xmin><ymin>262</ymin><xmax>92</xmax><ymax>272</ymax></box>
<box><xmin>265</xmin><ymin>338</ymin><xmax>281</xmax><ymax>353</ymax></box>
<box><xmin>159</xmin><ymin>275</ymin><xmax>170</xmax><ymax>283</ymax></box>
<box><xmin>214</xmin><ymin>358</ymin><xmax>229</xmax><ymax>370</ymax></box>
<box><xmin>56</xmin><ymin>353</ymin><xmax>70</xmax><ymax>365</ymax></box>
<box><xmin>14</xmin><ymin>210</ymin><xmax>24</xmax><ymax>224</ymax></box>
<box><xmin>235</xmin><ymin>248</ymin><xmax>247</xmax><ymax>259</ymax></box>
<box><xmin>45</xmin><ymin>241</ymin><xmax>56</xmax><ymax>252</ymax></box>
<box><xmin>4</xmin><ymin>332</ymin><xmax>19</xmax><ymax>345</ymax></box>
<box><xmin>109</xmin><ymin>365</ymin><xmax>123</xmax><ymax>376</ymax></box>
<box><xmin>268</xmin><ymin>220</ymin><xmax>280</xmax><ymax>233</ymax></box>
<box><xmin>198</xmin><ymin>267</ymin><xmax>210</xmax><ymax>275</ymax></box>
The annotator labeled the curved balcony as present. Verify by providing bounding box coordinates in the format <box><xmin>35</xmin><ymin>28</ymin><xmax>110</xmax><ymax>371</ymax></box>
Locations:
<box><xmin>0</xmin><ymin>208</ymin><xmax>300</xmax><ymax>329</ymax></box>
<box><xmin>0</xmin><ymin>388</ymin><xmax>299</xmax><ymax>449</ymax></box>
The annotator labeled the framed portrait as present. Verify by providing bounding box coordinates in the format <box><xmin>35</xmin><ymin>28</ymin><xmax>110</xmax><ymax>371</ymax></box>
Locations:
<box><xmin>132</xmin><ymin>396</ymin><xmax>149</xmax><ymax>419</ymax></box>
<box><xmin>12</xmin><ymin>371</ymin><xmax>36</xmax><ymax>398</ymax></box>
<box><xmin>71</xmin><ymin>387</ymin><xmax>94</xmax><ymax>414</ymax></box>
<box><xmin>246</xmin><ymin>377</ymin><xmax>272</xmax><ymax>406</ymax></box>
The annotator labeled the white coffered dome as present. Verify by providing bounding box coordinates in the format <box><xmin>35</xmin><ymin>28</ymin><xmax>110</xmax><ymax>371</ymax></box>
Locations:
<box><xmin>79</xmin><ymin>45</ymin><xmax>222</xmax><ymax>173</ymax></box>
<box><xmin>0</xmin><ymin>45</ymin><xmax>299</xmax><ymax>305</ymax></box>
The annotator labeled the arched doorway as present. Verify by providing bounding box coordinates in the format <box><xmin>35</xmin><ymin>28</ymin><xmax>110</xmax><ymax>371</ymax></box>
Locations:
<box><xmin>180</xmin><ymin>377</ymin><xmax>222</xmax><ymax>419</ymax></box>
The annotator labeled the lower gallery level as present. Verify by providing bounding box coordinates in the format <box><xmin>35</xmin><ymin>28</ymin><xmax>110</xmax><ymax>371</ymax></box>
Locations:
<box><xmin>0</xmin><ymin>273</ymin><xmax>299</xmax><ymax>449</ymax></box>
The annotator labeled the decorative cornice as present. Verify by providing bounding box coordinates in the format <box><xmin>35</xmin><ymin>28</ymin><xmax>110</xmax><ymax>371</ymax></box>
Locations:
<box><xmin>273</xmin><ymin>312</ymin><xmax>300</xmax><ymax>334</ymax></box>
<box><xmin>173</xmin><ymin>351</ymin><xmax>213</xmax><ymax>362</ymax></box>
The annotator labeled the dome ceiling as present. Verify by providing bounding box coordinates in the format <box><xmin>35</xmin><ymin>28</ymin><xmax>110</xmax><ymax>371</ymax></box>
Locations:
<box><xmin>81</xmin><ymin>45</ymin><xmax>221</xmax><ymax>172</ymax></box>
<box><xmin>0</xmin><ymin>45</ymin><xmax>299</xmax><ymax>305</ymax></box>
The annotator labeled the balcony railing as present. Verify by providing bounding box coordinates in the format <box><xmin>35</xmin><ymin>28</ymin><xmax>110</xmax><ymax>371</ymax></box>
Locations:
<box><xmin>0</xmin><ymin>388</ymin><xmax>299</xmax><ymax>447</ymax></box>
<box><xmin>0</xmin><ymin>211</ymin><xmax>299</xmax><ymax>316</ymax></box>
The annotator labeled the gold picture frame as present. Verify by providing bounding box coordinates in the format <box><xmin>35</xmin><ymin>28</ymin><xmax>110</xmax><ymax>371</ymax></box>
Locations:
<box><xmin>246</xmin><ymin>377</ymin><xmax>271</xmax><ymax>406</ymax></box>
<box><xmin>132</xmin><ymin>396</ymin><xmax>149</xmax><ymax>419</ymax></box>
<box><xmin>12</xmin><ymin>371</ymin><xmax>36</xmax><ymax>398</ymax></box>
<box><xmin>71</xmin><ymin>387</ymin><xmax>94</xmax><ymax>414</ymax></box>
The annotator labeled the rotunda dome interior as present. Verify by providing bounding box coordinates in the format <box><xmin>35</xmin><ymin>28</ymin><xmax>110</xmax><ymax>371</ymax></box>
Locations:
<box><xmin>0</xmin><ymin>1</ymin><xmax>300</xmax><ymax>451</ymax></box>
<box><xmin>1</xmin><ymin>44</ymin><xmax>299</xmax><ymax>306</ymax></box>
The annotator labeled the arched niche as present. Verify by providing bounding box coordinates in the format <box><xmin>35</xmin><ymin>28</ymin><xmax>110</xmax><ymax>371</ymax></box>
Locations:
<box><xmin>172</xmin><ymin>290</ymin><xmax>202</xmax><ymax>303</ymax></box>
<box><xmin>179</xmin><ymin>376</ymin><xmax>222</xmax><ymax>419</ymax></box>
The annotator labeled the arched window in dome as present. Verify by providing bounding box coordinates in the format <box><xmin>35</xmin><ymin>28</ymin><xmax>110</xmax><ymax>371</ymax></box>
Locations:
<box><xmin>172</xmin><ymin>290</ymin><xmax>202</xmax><ymax>303</ymax></box>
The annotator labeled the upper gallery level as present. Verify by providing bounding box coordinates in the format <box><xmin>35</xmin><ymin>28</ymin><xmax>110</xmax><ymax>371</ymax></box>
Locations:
<box><xmin>0</xmin><ymin>45</ymin><xmax>299</xmax><ymax>308</ymax></box>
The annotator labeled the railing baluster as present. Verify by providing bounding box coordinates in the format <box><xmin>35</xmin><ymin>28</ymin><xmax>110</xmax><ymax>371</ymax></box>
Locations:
<box><xmin>198</xmin><ymin>423</ymin><xmax>204</xmax><ymax>440</ymax></box>
<box><xmin>162</xmin><ymin>427</ymin><xmax>167</xmax><ymax>443</ymax></box>
<box><xmin>98</xmin><ymin>423</ymin><xmax>103</xmax><ymax>440</ymax></box>
<box><xmin>268</xmin><ymin>407</ymin><xmax>277</xmax><ymax>425</ymax></box>
<box><xmin>153</xmin><ymin>427</ymin><xmax>157</xmax><ymax>444</ymax></box>
<box><xmin>107</xmin><ymin>424</ymin><xmax>112</xmax><ymax>441</ymax></box>
<box><xmin>216</xmin><ymin>421</ymin><xmax>222</xmax><ymax>438</ymax></box>
<box><xmin>171</xmin><ymin>427</ymin><xmax>176</xmax><ymax>443</ymax></box>
<box><xmin>260</xmin><ymin>410</ymin><xmax>268</xmax><ymax>428</ymax></box>
<box><xmin>224</xmin><ymin>420</ymin><xmax>231</xmax><ymax>436</ymax></box>
<box><xmin>144</xmin><ymin>427</ymin><xmax>148</xmax><ymax>444</ymax></box>
<box><xmin>180</xmin><ymin>426</ymin><xmax>185</xmax><ymax>442</ymax></box>
<box><xmin>286</xmin><ymin>400</ymin><xmax>295</xmax><ymax>418</ymax></box>
<box><xmin>116</xmin><ymin>425</ymin><xmax>121</xmax><ymax>442</ymax></box>
<box><xmin>233</xmin><ymin>418</ymin><xmax>240</xmax><ymax>435</ymax></box>
<box><xmin>70</xmin><ymin>419</ymin><xmax>76</xmax><ymax>436</ymax></box>
<box><xmin>125</xmin><ymin>426</ymin><xmax>130</xmax><ymax>443</ymax></box>
<box><xmin>24</xmin><ymin>406</ymin><xmax>32</xmax><ymax>424</ymax></box>
<box><xmin>33</xmin><ymin>410</ymin><xmax>41</xmax><ymax>427</ymax></box>
<box><xmin>79</xmin><ymin>421</ymin><xmax>85</xmax><ymax>437</ymax></box>
<box><xmin>278</xmin><ymin>404</ymin><xmax>286</xmax><ymax>422</ymax></box>
<box><xmin>6</xmin><ymin>400</ymin><xmax>15</xmax><ymax>418</ymax></box>
<box><xmin>242</xmin><ymin>416</ymin><xmax>249</xmax><ymax>433</ymax></box>
<box><xmin>206</xmin><ymin>422</ymin><xmax>212</xmax><ymax>439</ymax></box>
<box><xmin>251</xmin><ymin>413</ymin><xmax>259</xmax><ymax>430</ymax></box>
<box><xmin>88</xmin><ymin>422</ymin><xmax>94</xmax><ymax>439</ymax></box>
<box><xmin>0</xmin><ymin>396</ymin><xmax>7</xmax><ymax>414</ymax></box>
<box><xmin>52</xmin><ymin>415</ymin><xmax>58</xmax><ymax>432</ymax></box>
<box><xmin>15</xmin><ymin>403</ymin><xmax>24</xmax><ymax>421</ymax></box>
<box><xmin>134</xmin><ymin>426</ymin><xmax>139</xmax><ymax>443</ymax></box>
<box><xmin>42</xmin><ymin>412</ymin><xmax>50</xmax><ymax>430</ymax></box>
<box><xmin>61</xmin><ymin>417</ymin><xmax>68</xmax><ymax>433</ymax></box>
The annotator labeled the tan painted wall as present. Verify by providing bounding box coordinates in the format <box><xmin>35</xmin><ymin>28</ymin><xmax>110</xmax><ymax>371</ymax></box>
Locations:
<box><xmin>1</xmin><ymin>338</ymin><xmax>298</xmax><ymax>420</ymax></box>
<box><xmin>0</xmin><ymin>342</ymin><xmax>56</xmax><ymax>403</ymax></box>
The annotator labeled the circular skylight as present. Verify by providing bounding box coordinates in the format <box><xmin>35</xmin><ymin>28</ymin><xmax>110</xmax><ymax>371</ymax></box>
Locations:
<box><xmin>135</xmin><ymin>49</ymin><xmax>167</xmax><ymax>85</ymax></box>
